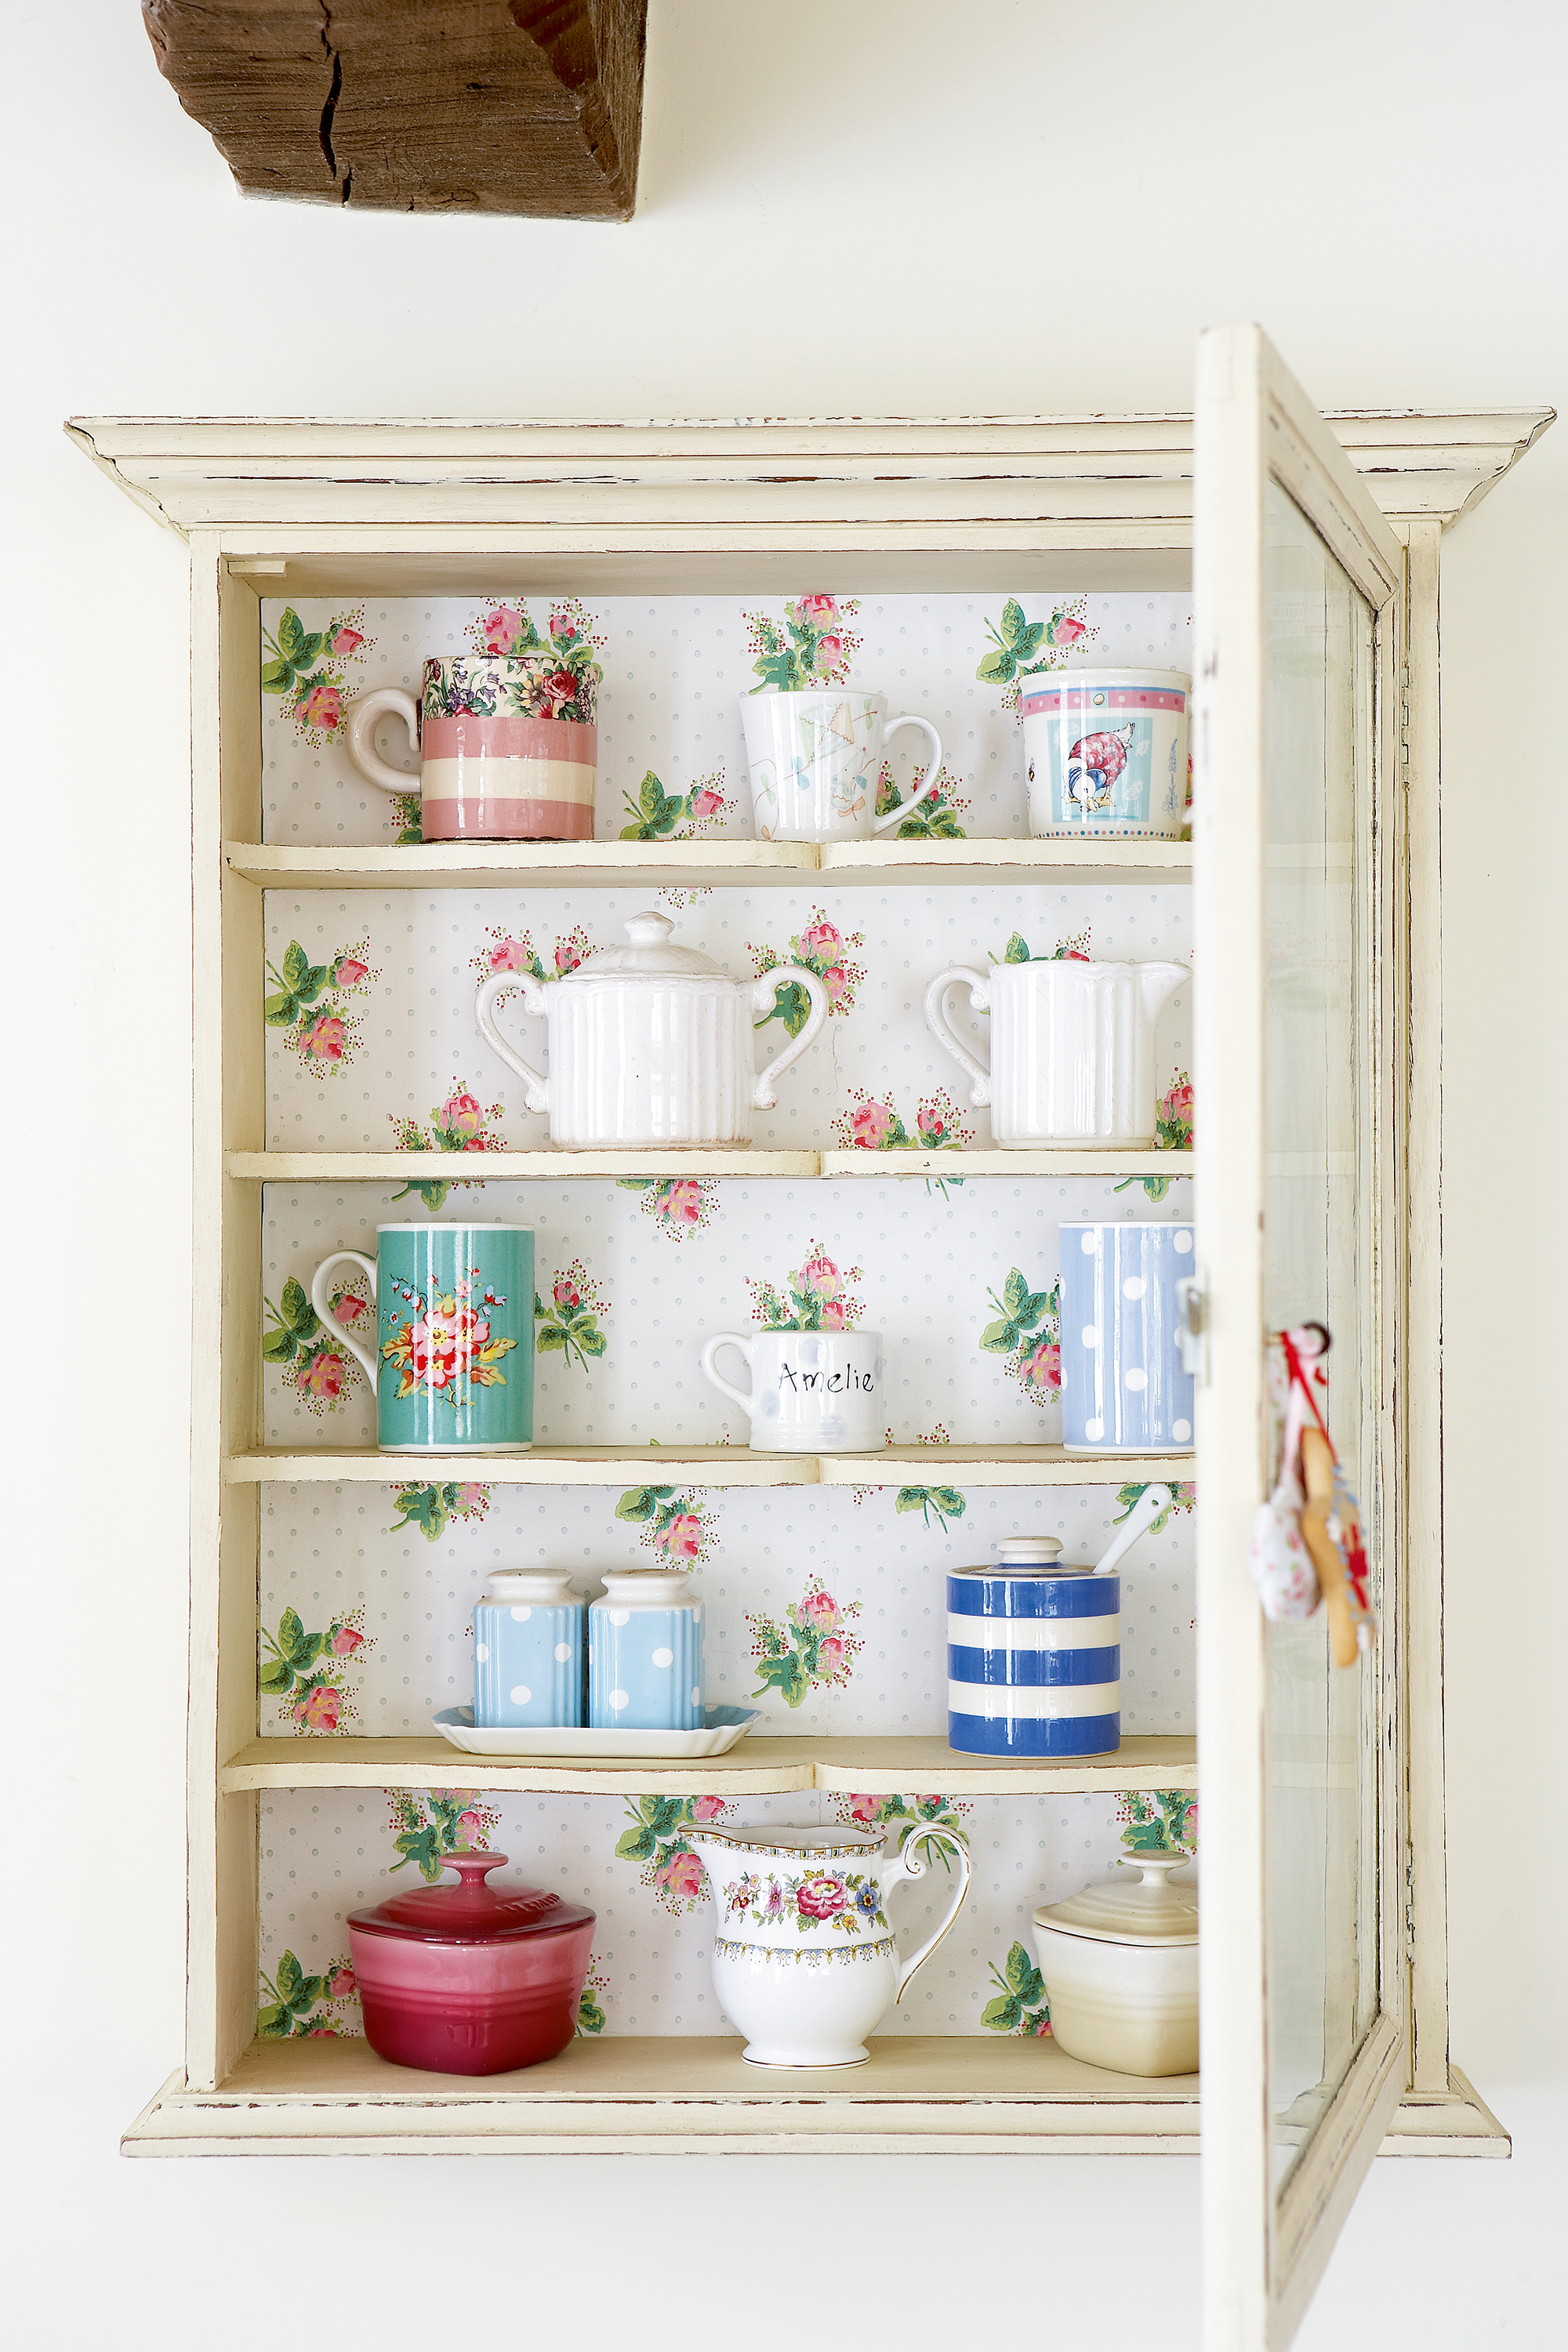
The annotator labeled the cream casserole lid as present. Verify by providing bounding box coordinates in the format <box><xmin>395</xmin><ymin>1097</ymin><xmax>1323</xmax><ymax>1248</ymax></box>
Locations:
<box><xmin>1033</xmin><ymin>1853</ymin><xmax>1198</xmax><ymax>1947</ymax></box>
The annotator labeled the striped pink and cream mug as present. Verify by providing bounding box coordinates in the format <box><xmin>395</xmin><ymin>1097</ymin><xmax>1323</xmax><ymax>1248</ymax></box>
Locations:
<box><xmin>346</xmin><ymin>654</ymin><xmax>597</xmax><ymax>842</ymax></box>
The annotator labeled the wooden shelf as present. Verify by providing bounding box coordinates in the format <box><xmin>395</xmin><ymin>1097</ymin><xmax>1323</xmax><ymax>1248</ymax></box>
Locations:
<box><xmin>818</xmin><ymin>837</ymin><xmax>1192</xmax><ymax>887</ymax></box>
<box><xmin>227</xmin><ymin>1149</ymin><xmax>818</xmax><ymax>1181</ymax></box>
<box><xmin>124</xmin><ymin>2033</ymin><xmax>1201</xmax><ymax>2156</ymax></box>
<box><xmin>226</xmin><ymin>839</ymin><xmax>817</xmax><ymax>891</ymax></box>
<box><xmin>219</xmin><ymin>1731</ymin><xmax>1196</xmax><ymax>1797</ymax></box>
<box><xmin>226</xmin><ymin>837</ymin><xmax>1192</xmax><ymax>894</ymax></box>
<box><xmin>225</xmin><ymin>1444</ymin><xmax>1195</xmax><ymax>1488</ymax></box>
<box><xmin>229</xmin><ymin>1147</ymin><xmax>1190</xmax><ymax>1181</ymax></box>
<box><xmin>225</xmin><ymin>1445</ymin><xmax>815</xmax><ymax>1486</ymax></box>
<box><xmin>823</xmin><ymin>1148</ymin><xmax>1188</xmax><ymax>1179</ymax></box>
<box><xmin>818</xmin><ymin>1445</ymin><xmax>1195</xmax><ymax>1488</ymax></box>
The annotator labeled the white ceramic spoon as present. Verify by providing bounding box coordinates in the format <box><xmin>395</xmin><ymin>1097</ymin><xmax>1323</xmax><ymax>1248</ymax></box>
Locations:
<box><xmin>1092</xmin><ymin>1483</ymin><xmax>1174</xmax><ymax>1577</ymax></box>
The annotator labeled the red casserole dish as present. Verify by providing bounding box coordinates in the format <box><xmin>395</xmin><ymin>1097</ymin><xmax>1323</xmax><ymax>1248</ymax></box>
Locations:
<box><xmin>347</xmin><ymin>1851</ymin><xmax>595</xmax><ymax>2076</ymax></box>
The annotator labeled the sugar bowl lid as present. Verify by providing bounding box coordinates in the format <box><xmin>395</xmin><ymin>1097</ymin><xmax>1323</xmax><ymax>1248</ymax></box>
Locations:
<box><xmin>1033</xmin><ymin>1853</ymin><xmax>1199</xmax><ymax>1947</ymax></box>
<box><xmin>569</xmin><ymin>909</ymin><xmax>726</xmax><ymax>980</ymax></box>
<box><xmin>347</xmin><ymin>1853</ymin><xmax>595</xmax><ymax>1945</ymax></box>
<box><xmin>955</xmin><ymin>1534</ymin><xmax>1089</xmax><ymax>1581</ymax></box>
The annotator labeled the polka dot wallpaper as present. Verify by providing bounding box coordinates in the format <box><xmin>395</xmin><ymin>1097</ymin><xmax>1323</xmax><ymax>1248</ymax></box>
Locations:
<box><xmin>255</xmin><ymin>589</ymin><xmax>1197</xmax><ymax>2048</ymax></box>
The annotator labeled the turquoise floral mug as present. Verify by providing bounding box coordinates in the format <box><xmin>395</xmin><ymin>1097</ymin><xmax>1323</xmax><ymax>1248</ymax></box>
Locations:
<box><xmin>310</xmin><ymin>1224</ymin><xmax>535</xmax><ymax>1451</ymax></box>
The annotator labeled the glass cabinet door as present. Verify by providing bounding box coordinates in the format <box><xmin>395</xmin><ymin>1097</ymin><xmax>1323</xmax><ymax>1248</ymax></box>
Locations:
<box><xmin>1192</xmin><ymin>325</ymin><xmax>1409</xmax><ymax>2352</ymax></box>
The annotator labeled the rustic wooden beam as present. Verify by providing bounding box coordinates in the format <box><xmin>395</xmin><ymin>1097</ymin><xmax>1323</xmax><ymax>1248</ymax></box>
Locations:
<box><xmin>141</xmin><ymin>1</ymin><xmax>645</xmax><ymax>218</ymax></box>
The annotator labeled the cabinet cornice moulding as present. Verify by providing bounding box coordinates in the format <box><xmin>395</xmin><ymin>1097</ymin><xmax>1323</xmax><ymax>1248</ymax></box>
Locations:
<box><xmin>65</xmin><ymin>409</ymin><xmax>1554</xmax><ymax>539</ymax></box>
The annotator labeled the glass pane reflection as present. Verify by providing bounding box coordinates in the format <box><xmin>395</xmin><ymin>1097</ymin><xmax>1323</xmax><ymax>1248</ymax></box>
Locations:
<box><xmin>1263</xmin><ymin>479</ymin><xmax>1380</xmax><ymax>2196</ymax></box>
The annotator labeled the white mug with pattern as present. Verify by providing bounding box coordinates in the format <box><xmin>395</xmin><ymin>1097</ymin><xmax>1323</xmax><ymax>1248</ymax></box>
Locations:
<box><xmin>740</xmin><ymin>690</ymin><xmax>942</xmax><ymax>842</ymax></box>
<box><xmin>699</xmin><ymin>1328</ymin><xmax>886</xmax><ymax>1454</ymax></box>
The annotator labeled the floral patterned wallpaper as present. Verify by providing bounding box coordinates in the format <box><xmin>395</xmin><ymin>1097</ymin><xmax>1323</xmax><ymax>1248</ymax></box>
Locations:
<box><xmin>253</xmin><ymin>586</ymin><xmax>1198</xmax><ymax>2050</ymax></box>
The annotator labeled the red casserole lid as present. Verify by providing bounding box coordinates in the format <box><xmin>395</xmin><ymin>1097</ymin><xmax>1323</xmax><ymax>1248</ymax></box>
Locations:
<box><xmin>347</xmin><ymin>1852</ymin><xmax>594</xmax><ymax>1945</ymax></box>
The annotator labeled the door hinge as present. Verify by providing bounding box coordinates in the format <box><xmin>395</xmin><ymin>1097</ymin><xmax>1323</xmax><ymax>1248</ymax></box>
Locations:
<box><xmin>1403</xmin><ymin>1846</ymin><xmax>1417</xmax><ymax>1963</ymax></box>
<box><xmin>1400</xmin><ymin>663</ymin><xmax>1412</xmax><ymax>772</ymax></box>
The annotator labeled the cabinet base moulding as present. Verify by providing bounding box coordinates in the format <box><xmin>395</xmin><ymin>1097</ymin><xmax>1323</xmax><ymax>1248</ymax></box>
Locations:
<box><xmin>122</xmin><ymin>2034</ymin><xmax>1202</xmax><ymax>2156</ymax></box>
<box><xmin>120</xmin><ymin>2043</ymin><xmax>1509</xmax><ymax>2159</ymax></box>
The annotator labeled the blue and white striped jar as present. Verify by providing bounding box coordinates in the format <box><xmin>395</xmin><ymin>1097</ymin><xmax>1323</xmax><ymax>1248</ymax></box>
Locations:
<box><xmin>588</xmin><ymin>1569</ymin><xmax>705</xmax><ymax>1731</ymax></box>
<box><xmin>947</xmin><ymin>1537</ymin><xmax>1120</xmax><ymax>1758</ymax></box>
<box><xmin>473</xmin><ymin>1568</ymin><xmax>584</xmax><ymax>1728</ymax></box>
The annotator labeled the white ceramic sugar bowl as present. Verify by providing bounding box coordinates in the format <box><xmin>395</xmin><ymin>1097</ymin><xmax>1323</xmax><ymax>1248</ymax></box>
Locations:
<box><xmin>475</xmin><ymin>910</ymin><xmax>830</xmax><ymax>1149</ymax></box>
<box><xmin>1031</xmin><ymin>1852</ymin><xmax>1199</xmax><ymax>2076</ymax></box>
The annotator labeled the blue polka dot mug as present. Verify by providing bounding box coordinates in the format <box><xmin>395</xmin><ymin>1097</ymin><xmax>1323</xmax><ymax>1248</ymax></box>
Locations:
<box><xmin>1059</xmin><ymin>1220</ymin><xmax>1196</xmax><ymax>1453</ymax></box>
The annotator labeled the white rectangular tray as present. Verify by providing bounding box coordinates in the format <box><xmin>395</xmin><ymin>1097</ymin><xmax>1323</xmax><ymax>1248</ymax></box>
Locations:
<box><xmin>431</xmin><ymin>1706</ymin><xmax>760</xmax><ymax>1759</ymax></box>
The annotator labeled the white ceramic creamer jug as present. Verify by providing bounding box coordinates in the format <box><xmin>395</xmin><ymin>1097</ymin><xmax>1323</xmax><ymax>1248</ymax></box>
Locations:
<box><xmin>474</xmin><ymin>910</ymin><xmax>829</xmax><ymax>1149</ymax></box>
<box><xmin>686</xmin><ymin>1820</ymin><xmax>970</xmax><ymax>2067</ymax></box>
<box><xmin>923</xmin><ymin>956</ymin><xmax>1187</xmax><ymax>1145</ymax></box>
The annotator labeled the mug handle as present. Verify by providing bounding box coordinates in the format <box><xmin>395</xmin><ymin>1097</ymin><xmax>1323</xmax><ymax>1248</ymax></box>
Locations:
<box><xmin>883</xmin><ymin>1826</ymin><xmax>971</xmax><ymax>2002</ymax></box>
<box><xmin>922</xmin><ymin>966</ymin><xmax>992</xmax><ymax>1105</ymax></box>
<box><xmin>310</xmin><ymin>1250</ymin><xmax>379</xmax><ymax>1382</ymax></box>
<box><xmin>699</xmin><ymin>1334</ymin><xmax>757</xmax><ymax>1421</ymax></box>
<box><xmin>870</xmin><ymin>715</ymin><xmax>943</xmax><ymax>836</ymax></box>
<box><xmin>474</xmin><ymin>972</ymin><xmax>552</xmax><ymax>1114</ymax></box>
<box><xmin>750</xmin><ymin>964</ymin><xmax>829</xmax><ymax>1109</ymax></box>
<box><xmin>346</xmin><ymin>688</ymin><xmax>421</xmax><ymax>798</ymax></box>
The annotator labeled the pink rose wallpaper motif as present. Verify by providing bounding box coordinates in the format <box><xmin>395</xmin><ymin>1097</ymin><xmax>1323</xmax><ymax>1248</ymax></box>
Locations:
<box><xmin>261</xmin><ymin>603</ymin><xmax>375</xmax><ymax>747</ymax></box>
<box><xmin>576</xmin><ymin>1959</ymin><xmax>610</xmax><ymax>2036</ymax></box>
<box><xmin>832</xmin><ymin>1086</ymin><xmax>973</xmax><ymax>1199</ymax></box>
<box><xmin>265</xmin><ymin>935</ymin><xmax>376</xmax><ymax>1077</ymax></box>
<box><xmin>832</xmin><ymin>1791</ymin><xmax>972</xmax><ymax>1864</ymax></box>
<box><xmin>1117</xmin><ymin>1069</ymin><xmax>1196</xmax><ymax>1203</ymax></box>
<box><xmin>619</xmin><ymin>767</ymin><xmax>734</xmax><ymax>842</ymax></box>
<box><xmin>389</xmin><ymin>1479</ymin><xmax>492</xmax><ymax>1544</ymax></box>
<box><xmin>387</xmin><ymin>1788</ymin><xmax>499</xmax><ymax>1882</ymax></box>
<box><xmin>535</xmin><ymin>1257</ymin><xmax>610</xmax><ymax>1373</ymax></box>
<box><xmin>615</xmin><ymin>1483</ymin><xmax>717</xmax><ymax>1567</ymax></box>
<box><xmin>746</xmin><ymin>1575</ymin><xmax>864</xmax><ymax>1708</ymax></box>
<box><xmin>470</xmin><ymin>922</ymin><xmax>593</xmax><ymax>1004</ymax></box>
<box><xmin>615</xmin><ymin>1794</ymin><xmax>731</xmax><ymax>1917</ymax></box>
<box><xmin>750</xmin><ymin>906</ymin><xmax>866</xmax><ymax>1034</ymax></box>
<box><xmin>256</xmin><ymin>1949</ymin><xmax>361</xmax><ymax>2040</ymax></box>
<box><xmin>982</xmin><ymin>1942</ymin><xmax>1052</xmax><ymax>2038</ymax></box>
<box><xmin>743</xmin><ymin>593</ymin><xmax>863</xmax><ymax>692</ymax></box>
<box><xmin>849</xmin><ymin>1423</ymin><xmax>967</xmax><ymax>1531</ymax></box>
<box><xmin>263</xmin><ymin>1272</ymin><xmax>371</xmax><ymax>1419</ymax></box>
<box><xmin>1113</xmin><ymin>1482</ymin><xmax>1195</xmax><ymax>1541</ymax></box>
<box><xmin>995</xmin><ymin>924</ymin><xmax>1091</xmax><ymax>967</ymax></box>
<box><xmin>260</xmin><ymin>1604</ymin><xmax>373</xmax><ymax>1735</ymax></box>
<box><xmin>974</xmin><ymin>596</ymin><xmax>1095</xmax><ymax>710</ymax></box>
<box><xmin>466</xmin><ymin>597</ymin><xmax>605</xmax><ymax>724</ymax></box>
<box><xmin>1117</xmin><ymin>1788</ymin><xmax>1198</xmax><ymax>1856</ymax></box>
<box><xmin>388</xmin><ymin>1078</ymin><xmax>506</xmax><ymax>1211</ymax></box>
<box><xmin>615</xmin><ymin>1174</ymin><xmax>720</xmax><ymax>1241</ymax></box>
<box><xmin>980</xmin><ymin>1267</ymin><xmax>1062</xmax><ymax>1407</ymax></box>
<box><xmin>746</xmin><ymin>1240</ymin><xmax>866</xmax><ymax>1334</ymax></box>
<box><xmin>874</xmin><ymin>759</ymin><xmax>971</xmax><ymax>840</ymax></box>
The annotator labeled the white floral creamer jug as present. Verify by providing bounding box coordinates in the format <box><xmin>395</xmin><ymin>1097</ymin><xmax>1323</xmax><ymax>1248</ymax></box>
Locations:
<box><xmin>685</xmin><ymin>1820</ymin><xmax>970</xmax><ymax>2067</ymax></box>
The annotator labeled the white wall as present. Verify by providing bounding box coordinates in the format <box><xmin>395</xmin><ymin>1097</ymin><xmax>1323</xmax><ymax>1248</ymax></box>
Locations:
<box><xmin>3</xmin><ymin>3</ymin><xmax>1562</xmax><ymax>2343</ymax></box>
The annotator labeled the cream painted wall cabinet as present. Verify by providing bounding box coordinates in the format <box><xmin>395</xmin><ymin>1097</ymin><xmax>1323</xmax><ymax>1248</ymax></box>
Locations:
<box><xmin>73</xmin><ymin>343</ymin><xmax>1550</xmax><ymax>2352</ymax></box>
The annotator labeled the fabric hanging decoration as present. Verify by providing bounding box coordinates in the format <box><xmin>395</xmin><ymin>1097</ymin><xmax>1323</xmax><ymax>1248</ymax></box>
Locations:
<box><xmin>1246</xmin><ymin>1326</ymin><xmax>1377</xmax><ymax>1661</ymax></box>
